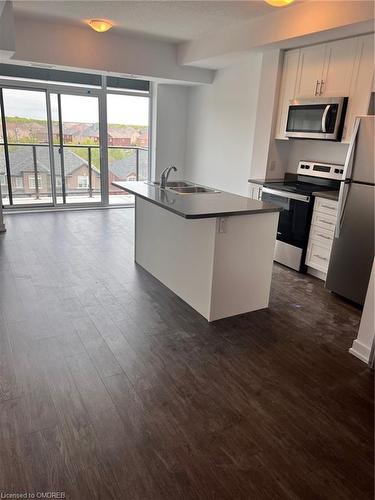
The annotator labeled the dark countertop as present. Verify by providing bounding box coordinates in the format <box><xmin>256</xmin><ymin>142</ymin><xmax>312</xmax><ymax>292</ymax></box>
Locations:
<box><xmin>312</xmin><ymin>190</ymin><xmax>340</xmax><ymax>201</ymax></box>
<box><xmin>113</xmin><ymin>181</ymin><xmax>282</xmax><ymax>219</ymax></box>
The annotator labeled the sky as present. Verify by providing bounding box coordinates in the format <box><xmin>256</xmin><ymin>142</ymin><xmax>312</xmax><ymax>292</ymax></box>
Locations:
<box><xmin>2</xmin><ymin>88</ymin><xmax>149</xmax><ymax>125</ymax></box>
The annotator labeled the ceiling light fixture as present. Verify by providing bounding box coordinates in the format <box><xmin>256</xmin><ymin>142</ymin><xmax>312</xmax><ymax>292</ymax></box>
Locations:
<box><xmin>88</xmin><ymin>19</ymin><xmax>113</xmax><ymax>33</ymax></box>
<box><xmin>265</xmin><ymin>0</ymin><xmax>295</xmax><ymax>6</ymax></box>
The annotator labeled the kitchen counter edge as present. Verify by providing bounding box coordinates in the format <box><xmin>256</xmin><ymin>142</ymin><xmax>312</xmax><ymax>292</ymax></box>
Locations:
<box><xmin>113</xmin><ymin>181</ymin><xmax>282</xmax><ymax>219</ymax></box>
<box><xmin>312</xmin><ymin>190</ymin><xmax>340</xmax><ymax>201</ymax></box>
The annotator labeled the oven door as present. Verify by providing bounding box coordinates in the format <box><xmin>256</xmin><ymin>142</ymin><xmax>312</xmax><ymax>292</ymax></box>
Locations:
<box><xmin>285</xmin><ymin>97</ymin><xmax>347</xmax><ymax>140</ymax></box>
<box><xmin>262</xmin><ymin>188</ymin><xmax>311</xmax><ymax>246</ymax></box>
<box><xmin>262</xmin><ymin>188</ymin><xmax>312</xmax><ymax>271</ymax></box>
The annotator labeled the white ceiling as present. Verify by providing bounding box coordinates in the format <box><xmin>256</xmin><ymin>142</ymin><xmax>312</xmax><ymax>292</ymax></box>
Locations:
<box><xmin>13</xmin><ymin>0</ymin><xmax>298</xmax><ymax>43</ymax></box>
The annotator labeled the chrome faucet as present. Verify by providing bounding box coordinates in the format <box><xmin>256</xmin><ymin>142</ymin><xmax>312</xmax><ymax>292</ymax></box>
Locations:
<box><xmin>160</xmin><ymin>165</ymin><xmax>177</xmax><ymax>189</ymax></box>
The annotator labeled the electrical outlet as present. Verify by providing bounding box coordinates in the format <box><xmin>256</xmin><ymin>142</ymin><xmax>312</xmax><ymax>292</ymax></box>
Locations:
<box><xmin>218</xmin><ymin>217</ymin><xmax>227</xmax><ymax>234</ymax></box>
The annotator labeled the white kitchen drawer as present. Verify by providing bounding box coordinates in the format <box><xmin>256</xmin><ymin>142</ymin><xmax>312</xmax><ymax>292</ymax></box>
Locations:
<box><xmin>309</xmin><ymin>225</ymin><xmax>334</xmax><ymax>248</ymax></box>
<box><xmin>248</xmin><ymin>183</ymin><xmax>263</xmax><ymax>200</ymax></box>
<box><xmin>305</xmin><ymin>240</ymin><xmax>331</xmax><ymax>272</ymax></box>
<box><xmin>314</xmin><ymin>197</ymin><xmax>338</xmax><ymax>216</ymax></box>
<box><xmin>312</xmin><ymin>211</ymin><xmax>337</xmax><ymax>230</ymax></box>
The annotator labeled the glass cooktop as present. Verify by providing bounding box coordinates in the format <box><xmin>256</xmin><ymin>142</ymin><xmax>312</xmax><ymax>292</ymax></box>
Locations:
<box><xmin>263</xmin><ymin>181</ymin><xmax>337</xmax><ymax>196</ymax></box>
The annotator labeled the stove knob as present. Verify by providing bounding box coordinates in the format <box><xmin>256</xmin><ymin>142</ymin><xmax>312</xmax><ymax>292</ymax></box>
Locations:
<box><xmin>334</xmin><ymin>168</ymin><xmax>340</xmax><ymax>173</ymax></box>
<box><xmin>300</xmin><ymin>165</ymin><xmax>305</xmax><ymax>169</ymax></box>
<box><xmin>340</xmin><ymin>169</ymin><xmax>344</xmax><ymax>174</ymax></box>
<box><xmin>305</xmin><ymin>165</ymin><xmax>310</xmax><ymax>169</ymax></box>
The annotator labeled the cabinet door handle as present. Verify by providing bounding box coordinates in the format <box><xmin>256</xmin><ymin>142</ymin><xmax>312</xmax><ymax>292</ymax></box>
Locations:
<box><xmin>313</xmin><ymin>254</ymin><xmax>328</xmax><ymax>261</ymax></box>
<box><xmin>316</xmin><ymin>233</ymin><xmax>331</xmax><ymax>240</ymax></box>
<box><xmin>320</xmin><ymin>80</ymin><xmax>324</xmax><ymax>95</ymax></box>
<box><xmin>315</xmin><ymin>80</ymin><xmax>321</xmax><ymax>96</ymax></box>
<box><xmin>321</xmin><ymin>204</ymin><xmax>336</xmax><ymax>210</ymax></box>
<box><xmin>320</xmin><ymin>219</ymin><xmax>334</xmax><ymax>225</ymax></box>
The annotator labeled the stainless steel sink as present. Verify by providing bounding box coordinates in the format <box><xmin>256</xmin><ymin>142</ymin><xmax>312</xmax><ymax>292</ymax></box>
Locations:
<box><xmin>165</xmin><ymin>181</ymin><xmax>194</xmax><ymax>188</ymax></box>
<box><xmin>168</xmin><ymin>186</ymin><xmax>220</xmax><ymax>194</ymax></box>
<box><xmin>145</xmin><ymin>180</ymin><xmax>192</xmax><ymax>188</ymax></box>
<box><xmin>145</xmin><ymin>180</ymin><xmax>220</xmax><ymax>194</ymax></box>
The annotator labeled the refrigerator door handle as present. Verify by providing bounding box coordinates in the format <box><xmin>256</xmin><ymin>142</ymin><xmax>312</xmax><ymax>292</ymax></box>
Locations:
<box><xmin>342</xmin><ymin>117</ymin><xmax>361</xmax><ymax>180</ymax></box>
<box><xmin>335</xmin><ymin>117</ymin><xmax>361</xmax><ymax>238</ymax></box>
<box><xmin>335</xmin><ymin>182</ymin><xmax>350</xmax><ymax>238</ymax></box>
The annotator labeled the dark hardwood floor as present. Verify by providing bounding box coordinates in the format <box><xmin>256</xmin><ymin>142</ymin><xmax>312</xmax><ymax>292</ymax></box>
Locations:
<box><xmin>0</xmin><ymin>208</ymin><xmax>373</xmax><ymax>500</ymax></box>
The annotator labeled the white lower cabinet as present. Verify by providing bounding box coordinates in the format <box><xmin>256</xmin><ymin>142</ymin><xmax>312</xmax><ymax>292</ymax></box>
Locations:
<box><xmin>305</xmin><ymin>196</ymin><xmax>338</xmax><ymax>279</ymax></box>
<box><xmin>306</xmin><ymin>240</ymin><xmax>332</xmax><ymax>273</ymax></box>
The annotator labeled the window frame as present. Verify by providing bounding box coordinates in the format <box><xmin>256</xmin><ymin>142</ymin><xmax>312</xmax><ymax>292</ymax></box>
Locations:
<box><xmin>0</xmin><ymin>73</ymin><xmax>153</xmax><ymax>210</ymax></box>
<box><xmin>28</xmin><ymin>175</ymin><xmax>43</xmax><ymax>189</ymax></box>
<box><xmin>14</xmin><ymin>176</ymin><xmax>23</xmax><ymax>189</ymax></box>
<box><xmin>77</xmin><ymin>175</ymin><xmax>89</xmax><ymax>189</ymax></box>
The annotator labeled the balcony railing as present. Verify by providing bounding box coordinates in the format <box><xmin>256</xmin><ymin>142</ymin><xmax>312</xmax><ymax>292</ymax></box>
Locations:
<box><xmin>0</xmin><ymin>142</ymin><xmax>148</xmax><ymax>205</ymax></box>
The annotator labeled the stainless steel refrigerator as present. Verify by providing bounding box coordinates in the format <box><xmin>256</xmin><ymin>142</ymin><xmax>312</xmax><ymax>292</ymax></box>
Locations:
<box><xmin>325</xmin><ymin>115</ymin><xmax>374</xmax><ymax>305</ymax></box>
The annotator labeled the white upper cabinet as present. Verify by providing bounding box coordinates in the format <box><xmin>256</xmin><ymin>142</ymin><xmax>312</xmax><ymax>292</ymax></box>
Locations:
<box><xmin>295</xmin><ymin>44</ymin><xmax>326</xmax><ymax>98</ymax></box>
<box><xmin>275</xmin><ymin>49</ymin><xmax>299</xmax><ymax>140</ymax></box>
<box><xmin>275</xmin><ymin>34</ymin><xmax>375</xmax><ymax>141</ymax></box>
<box><xmin>321</xmin><ymin>38</ymin><xmax>358</xmax><ymax>97</ymax></box>
<box><xmin>342</xmin><ymin>34</ymin><xmax>374</xmax><ymax>143</ymax></box>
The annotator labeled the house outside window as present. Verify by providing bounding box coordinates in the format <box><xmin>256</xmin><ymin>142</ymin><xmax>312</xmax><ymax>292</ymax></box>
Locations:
<box><xmin>78</xmin><ymin>175</ymin><xmax>89</xmax><ymax>189</ymax></box>
<box><xmin>0</xmin><ymin>174</ymin><xmax>6</xmax><ymax>186</ymax></box>
<box><xmin>29</xmin><ymin>175</ymin><xmax>43</xmax><ymax>189</ymax></box>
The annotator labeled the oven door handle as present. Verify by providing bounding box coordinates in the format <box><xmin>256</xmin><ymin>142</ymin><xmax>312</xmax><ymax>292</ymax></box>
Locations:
<box><xmin>321</xmin><ymin>104</ymin><xmax>330</xmax><ymax>133</ymax></box>
<box><xmin>262</xmin><ymin>187</ymin><xmax>310</xmax><ymax>203</ymax></box>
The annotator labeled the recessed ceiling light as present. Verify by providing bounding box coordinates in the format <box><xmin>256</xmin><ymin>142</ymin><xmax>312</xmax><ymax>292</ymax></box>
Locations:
<box><xmin>88</xmin><ymin>19</ymin><xmax>113</xmax><ymax>33</ymax></box>
<box><xmin>265</xmin><ymin>0</ymin><xmax>295</xmax><ymax>6</ymax></box>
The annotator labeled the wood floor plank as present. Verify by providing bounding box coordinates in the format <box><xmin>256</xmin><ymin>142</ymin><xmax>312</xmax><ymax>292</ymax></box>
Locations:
<box><xmin>65</xmin><ymin>351</ymin><xmax>114</xmax><ymax>417</ymax></box>
<box><xmin>0</xmin><ymin>208</ymin><xmax>372</xmax><ymax>500</ymax></box>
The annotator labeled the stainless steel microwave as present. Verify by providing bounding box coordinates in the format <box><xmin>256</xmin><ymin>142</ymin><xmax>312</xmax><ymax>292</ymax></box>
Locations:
<box><xmin>285</xmin><ymin>97</ymin><xmax>348</xmax><ymax>141</ymax></box>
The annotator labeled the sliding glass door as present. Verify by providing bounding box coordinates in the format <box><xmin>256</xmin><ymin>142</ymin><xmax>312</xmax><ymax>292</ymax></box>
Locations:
<box><xmin>0</xmin><ymin>87</ymin><xmax>53</xmax><ymax>207</ymax></box>
<box><xmin>50</xmin><ymin>92</ymin><xmax>101</xmax><ymax>205</ymax></box>
<box><xmin>107</xmin><ymin>93</ymin><xmax>149</xmax><ymax>205</ymax></box>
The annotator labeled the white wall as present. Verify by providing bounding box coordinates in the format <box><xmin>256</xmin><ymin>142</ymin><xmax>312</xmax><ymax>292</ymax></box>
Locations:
<box><xmin>285</xmin><ymin>140</ymin><xmax>349</xmax><ymax>173</ymax></box>
<box><xmin>152</xmin><ymin>84</ymin><xmax>189</xmax><ymax>180</ymax></box>
<box><xmin>0</xmin><ymin>1</ymin><xmax>15</xmax><ymax>59</ymax></box>
<box><xmin>350</xmin><ymin>260</ymin><xmax>375</xmax><ymax>363</ymax></box>
<box><xmin>249</xmin><ymin>49</ymin><xmax>290</xmax><ymax>181</ymax></box>
<box><xmin>184</xmin><ymin>53</ymin><xmax>262</xmax><ymax>196</ymax></box>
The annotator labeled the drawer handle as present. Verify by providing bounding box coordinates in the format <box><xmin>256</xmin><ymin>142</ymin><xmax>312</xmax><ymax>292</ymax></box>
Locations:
<box><xmin>313</xmin><ymin>254</ymin><xmax>328</xmax><ymax>261</ymax></box>
<box><xmin>321</xmin><ymin>204</ymin><xmax>336</xmax><ymax>210</ymax></box>
<box><xmin>316</xmin><ymin>233</ymin><xmax>331</xmax><ymax>240</ymax></box>
<box><xmin>320</xmin><ymin>219</ymin><xmax>334</xmax><ymax>225</ymax></box>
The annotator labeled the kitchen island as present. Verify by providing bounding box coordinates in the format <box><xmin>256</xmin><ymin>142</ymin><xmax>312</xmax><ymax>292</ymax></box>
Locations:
<box><xmin>113</xmin><ymin>181</ymin><xmax>281</xmax><ymax>321</ymax></box>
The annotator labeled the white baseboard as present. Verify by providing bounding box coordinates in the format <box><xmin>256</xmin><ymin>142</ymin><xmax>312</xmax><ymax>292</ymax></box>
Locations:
<box><xmin>349</xmin><ymin>340</ymin><xmax>371</xmax><ymax>364</ymax></box>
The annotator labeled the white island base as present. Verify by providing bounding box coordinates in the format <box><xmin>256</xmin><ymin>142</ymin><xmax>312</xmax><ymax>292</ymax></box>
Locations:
<box><xmin>135</xmin><ymin>197</ymin><xmax>279</xmax><ymax>322</ymax></box>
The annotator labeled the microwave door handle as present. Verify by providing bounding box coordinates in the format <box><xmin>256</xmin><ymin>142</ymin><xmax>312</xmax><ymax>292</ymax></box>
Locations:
<box><xmin>321</xmin><ymin>104</ymin><xmax>330</xmax><ymax>133</ymax></box>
